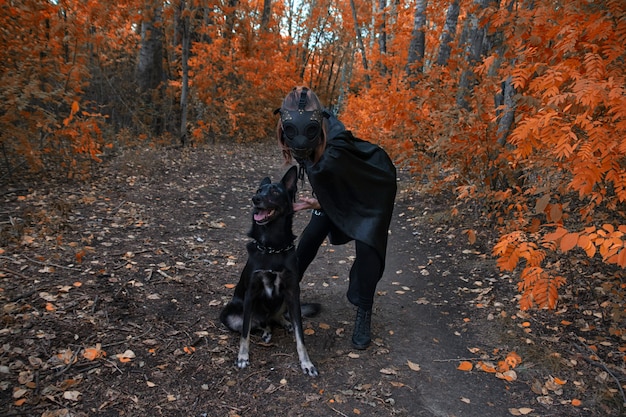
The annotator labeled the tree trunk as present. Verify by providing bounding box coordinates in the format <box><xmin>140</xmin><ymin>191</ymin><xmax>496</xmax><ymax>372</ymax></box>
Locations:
<box><xmin>136</xmin><ymin>3</ymin><xmax>165</xmax><ymax>135</ymax></box>
<box><xmin>496</xmin><ymin>76</ymin><xmax>515</xmax><ymax>146</ymax></box>
<box><xmin>406</xmin><ymin>0</ymin><xmax>428</xmax><ymax>82</ymax></box>
<box><xmin>376</xmin><ymin>0</ymin><xmax>387</xmax><ymax>75</ymax></box>
<box><xmin>136</xmin><ymin>5</ymin><xmax>164</xmax><ymax>92</ymax></box>
<box><xmin>455</xmin><ymin>0</ymin><xmax>497</xmax><ymax>110</ymax></box>
<box><xmin>260</xmin><ymin>0</ymin><xmax>272</xmax><ymax>32</ymax></box>
<box><xmin>180</xmin><ymin>1</ymin><xmax>191</xmax><ymax>146</ymax></box>
<box><xmin>436</xmin><ymin>0</ymin><xmax>460</xmax><ymax>66</ymax></box>
<box><xmin>349</xmin><ymin>0</ymin><xmax>370</xmax><ymax>86</ymax></box>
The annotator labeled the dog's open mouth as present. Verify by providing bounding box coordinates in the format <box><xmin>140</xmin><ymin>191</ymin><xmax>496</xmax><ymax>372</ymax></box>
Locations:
<box><xmin>253</xmin><ymin>208</ymin><xmax>276</xmax><ymax>225</ymax></box>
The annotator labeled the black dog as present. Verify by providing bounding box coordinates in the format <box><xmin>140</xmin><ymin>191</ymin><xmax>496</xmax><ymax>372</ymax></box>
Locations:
<box><xmin>220</xmin><ymin>166</ymin><xmax>320</xmax><ymax>376</ymax></box>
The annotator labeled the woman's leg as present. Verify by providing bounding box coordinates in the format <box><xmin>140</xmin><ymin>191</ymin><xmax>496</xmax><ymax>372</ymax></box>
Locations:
<box><xmin>296</xmin><ymin>210</ymin><xmax>332</xmax><ymax>281</ymax></box>
<box><xmin>349</xmin><ymin>241</ymin><xmax>383</xmax><ymax>349</ymax></box>
<box><xmin>347</xmin><ymin>241</ymin><xmax>383</xmax><ymax>309</ymax></box>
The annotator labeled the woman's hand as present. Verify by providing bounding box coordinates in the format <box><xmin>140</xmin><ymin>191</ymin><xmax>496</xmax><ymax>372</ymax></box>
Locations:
<box><xmin>293</xmin><ymin>197</ymin><xmax>321</xmax><ymax>212</ymax></box>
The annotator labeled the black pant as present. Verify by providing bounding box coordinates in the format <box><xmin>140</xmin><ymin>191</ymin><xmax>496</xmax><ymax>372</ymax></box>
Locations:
<box><xmin>297</xmin><ymin>210</ymin><xmax>383</xmax><ymax>310</ymax></box>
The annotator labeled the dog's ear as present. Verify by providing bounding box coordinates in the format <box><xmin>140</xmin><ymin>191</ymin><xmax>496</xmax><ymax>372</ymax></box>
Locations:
<box><xmin>281</xmin><ymin>166</ymin><xmax>298</xmax><ymax>200</ymax></box>
<box><xmin>259</xmin><ymin>177</ymin><xmax>271</xmax><ymax>187</ymax></box>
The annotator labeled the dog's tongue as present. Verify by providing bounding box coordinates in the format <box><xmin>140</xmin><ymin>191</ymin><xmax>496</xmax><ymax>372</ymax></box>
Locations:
<box><xmin>254</xmin><ymin>209</ymin><xmax>273</xmax><ymax>222</ymax></box>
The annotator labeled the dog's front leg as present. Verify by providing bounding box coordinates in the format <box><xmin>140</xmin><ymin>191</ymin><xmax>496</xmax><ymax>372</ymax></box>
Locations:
<box><xmin>237</xmin><ymin>292</ymin><xmax>254</xmax><ymax>369</ymax></box>
<box><xmin>287</xmin><ymin>292</ymin><xmax>318</xmax><ymax>377</ymax></box>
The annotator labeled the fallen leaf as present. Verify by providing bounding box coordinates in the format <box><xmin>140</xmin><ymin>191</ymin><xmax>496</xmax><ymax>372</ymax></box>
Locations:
<box><xmin>465</xmin><ymin>229</ymin><xmax>477</xmax><ymax>244</ymax></box>
<box><xmin>536</xmin><ymin>395</ymin><xmax>553</xmax><ymax>405</ymax></box>
<box><xmin>460</xmin><ymin>397</ymin><xmax>471</xmax><ymax>404</ymax></box>
<box><xmin>407</xmin><ymin>360</ymin><xmax>421</xmax><ymax>371</ymax></box>
<box><xmin>509</xmin><ymin>407</ymin><xmax>533</xmax><ymax>415</ymax></box>
<box><xmin>304</xmin><ymin>328</ymin><xmax>315</xmax><ymax>335</ymax></box>
<box><xmin>63</xmin><ymin>390</ymin><xmax>81</xmax><ymax>401</ymax></box>
<box><xmin>116</xmin><ymin>349</ymin><xmax>136</xmax><ymax>362</ymax></box>
<box><xmin>13</xmin><ymin>388</ymin><xmax>28</xmax><ymax>399</ymax></box>
<box><xmin>457</xmin><ymin>361</ymin><xmax>473</xmax><ymax>371</ymax></box>
<box><xmin>318</xmin><ymin>323</ymin><xmax>331</xmax><ymax>329</ymax></box>
<box><xmin>83</xmin><ymin>345</ymin><xmax>106</xmax><ymax>361</ymax></box>
<box><xmin>379</xmin><ymin>367</ymin><xmax>397</xmax><ymax>375</ymax></box>
<box><xmin>496</xmin><ymin>369</ymin><xmax>517</xmax><ymax>381</ymax></box>
<box><xmin>505</xmin><ymin>351</ymin><xmax>522</xmax><ymax>368</ymax></box>
<box><xmin>477</xmin><ymin>361</ymin><xmax>497</xmax><ymax>373</ymax></box>
<box><xmin>224</xmin><ymin>283</ymin><xmax>236</xmax><ymax>289</ymax></box>
<box><xmin>571</xmin><ymin>398</ymin><xmax>582</xmax><ymax>406</ymax></box>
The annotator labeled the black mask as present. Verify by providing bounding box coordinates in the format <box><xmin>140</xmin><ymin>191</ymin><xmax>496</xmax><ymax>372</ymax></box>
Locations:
<box><xmin>279</xmin><ymin>109</ymin><xmax>323</xmax><ymax>162</ymax></box>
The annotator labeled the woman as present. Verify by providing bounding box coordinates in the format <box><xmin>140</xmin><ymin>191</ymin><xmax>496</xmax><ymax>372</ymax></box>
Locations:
<box><xmin>275</xmin><ymin>87</ymin><xmax>397</xmax><ymax>349</ymax></box>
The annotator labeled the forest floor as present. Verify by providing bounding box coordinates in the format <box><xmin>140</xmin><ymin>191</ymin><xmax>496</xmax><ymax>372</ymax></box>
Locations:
<box><xmin>1</xmin><ymin>142</ymin><xmax>625</xmax><ymax>417</ymax></box>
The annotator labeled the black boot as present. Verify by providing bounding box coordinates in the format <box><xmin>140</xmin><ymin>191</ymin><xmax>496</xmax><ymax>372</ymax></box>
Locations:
<box><xmin>352</xmin><ymin>307</ymin><xmax>372</xmax><ymax>350</ymax></box>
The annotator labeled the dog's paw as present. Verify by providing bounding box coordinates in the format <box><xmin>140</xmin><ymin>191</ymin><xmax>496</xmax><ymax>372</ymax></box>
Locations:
<box><xmin>283</xmin><ymin>322</ymin><xmax>294</xmax><ymax>333</ymax></box>
<box><xmin>261</xmin><ymin>330</ymin><xmax>272</xmax><ymax>343</ymax></box>
<box><xmin>301</xmin><ymin>362</ymin><xmax>318</xmax><ymax>377</ymax></box>
<box><xmin>236</xmin><ymin>357</ymin><xmax>250</xmax><ymax>369</ymax></box>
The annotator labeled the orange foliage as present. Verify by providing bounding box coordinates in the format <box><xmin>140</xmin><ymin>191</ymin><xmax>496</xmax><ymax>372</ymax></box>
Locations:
<box><xmin>2</xmin><ymin>0</ymin><xmax>626</xmax><ymax>315</ymax></box>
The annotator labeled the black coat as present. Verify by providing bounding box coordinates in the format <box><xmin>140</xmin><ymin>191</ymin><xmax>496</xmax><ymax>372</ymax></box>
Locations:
<box><xmin>302</xmin><ymin>116</ymin><xmax>397</xmax><ymax>270</ymax></box>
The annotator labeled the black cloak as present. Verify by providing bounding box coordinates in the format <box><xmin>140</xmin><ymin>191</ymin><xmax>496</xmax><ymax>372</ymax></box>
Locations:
<box><xmin>301</xmin><ymin>116</ymin><xmax>397</xmax><ymax>267</ymax></box>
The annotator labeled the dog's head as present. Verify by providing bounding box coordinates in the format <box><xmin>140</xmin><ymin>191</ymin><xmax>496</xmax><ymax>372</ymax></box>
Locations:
<box><xmin>251</xmin><ymin>166</ymin><xmax>298</xmax><ymax>225</ymax></box>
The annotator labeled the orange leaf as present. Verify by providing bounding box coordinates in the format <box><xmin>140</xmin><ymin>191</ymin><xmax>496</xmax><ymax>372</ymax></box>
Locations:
<box><xmin>571</xmin><ymin>398</ymin><xmax>582</xmax><ymax>406</ymax></box>
<box><xmin>505</xmin><ymin>351</ymin><xmax>522</xmax><ymax>368</ymax></box>
<box><xmin>457</xmin><ymin>361</ymin><xmax>473</xmax><ymax>371</ymax></box>
<box><xmin>554</xmin><ymin>377</ymin><xmax>567</xmax><ymax>385</ymax></box>
<box><xmin>477</xmin><ymin>361</ymin><xmax>497</xmax><ymax>373</ymax></box>
<box><xmin>465</xmin><ymin>229</ymin><xmax>477</xmax><ymax>244</ymax></box>
<box><xmin>544</xmin><ymin>227</ymin><xmax>567</xmax><ymax>242</ymax></box>
<box><xmin>224</xmin><ymin>283</ymin><xmax>236</xmax><ymax>289</ymax></box>
<box><xmin>560</xmin><ymin>233</ymin><xmax>579</xmax><ymax>252</ymax></box>
<box><xmin>535</xmin><ymin>194</ymin><xmax>550</xmax><ymax>213</ymax></box>
<box><xmin>83</xmin><ymin>346</ymin><xmax>106</xmax><ymax>361</ymax></box>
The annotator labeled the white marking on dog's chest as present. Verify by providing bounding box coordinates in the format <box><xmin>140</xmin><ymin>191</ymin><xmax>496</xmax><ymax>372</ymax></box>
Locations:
<box><xmin>262</xmin><ymin>272</ymin><xmax>281</xmax><ymax>298</ymax></box>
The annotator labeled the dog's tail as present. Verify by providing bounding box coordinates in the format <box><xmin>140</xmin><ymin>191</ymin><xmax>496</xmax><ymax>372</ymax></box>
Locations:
<box><xmin>220</xmin><ymin>300</ymin><xmax>244</xmax><ymax>332</ymax></box>
<box><xmin>301</xmin><ymin>302</ymin><xmax>321</xmax><ymax>318</ymax></box>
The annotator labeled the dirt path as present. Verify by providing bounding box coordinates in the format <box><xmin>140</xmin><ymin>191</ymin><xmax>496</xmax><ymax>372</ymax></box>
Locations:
<box><xmin>0</xmin><ymin>142</ymin><xmax>617</xmax><ymax>416</ymax></box>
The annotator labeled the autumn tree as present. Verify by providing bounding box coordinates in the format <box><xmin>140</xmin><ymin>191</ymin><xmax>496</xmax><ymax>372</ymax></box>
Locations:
<box><xmin>3</xmin><ymin>0</ymin><xmax>626</xmax><ymax>318</ymax></box>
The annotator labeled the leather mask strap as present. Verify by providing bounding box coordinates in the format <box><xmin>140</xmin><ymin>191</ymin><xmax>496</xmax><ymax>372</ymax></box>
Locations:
<box><xmin>298</xmin><ymin>87</ymin><xmax>308</xmax><ymax>110</ymax></box>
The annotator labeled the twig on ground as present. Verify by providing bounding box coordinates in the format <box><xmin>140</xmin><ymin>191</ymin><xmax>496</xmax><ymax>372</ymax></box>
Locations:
<box><xmin>22</xmin><ymin>254</ymin><xmax>81</xmax><ymax>271</ymax></box>
<box><xmin>0</xmin><ymin>266</ymin><xmax>30</xmax><ymax>280</ymax></box>
<box><xmin>327</xmin><ymin>404</ymin><xmax>349</xmax><ymax>417</ymax></box>
<box><xmin>433</xmin><ymin>357</ymin><xmax>495</xmax><ymax>362</ymax></box>
<box><xmin>576</xmin><ymin>343</ymin><xmax>626</xmax><ymax>406</ymax></box>
<box><xmin>101</xmin><ymin>326</ymin><xmax>154</xmax><ymax>348</ymax></box>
